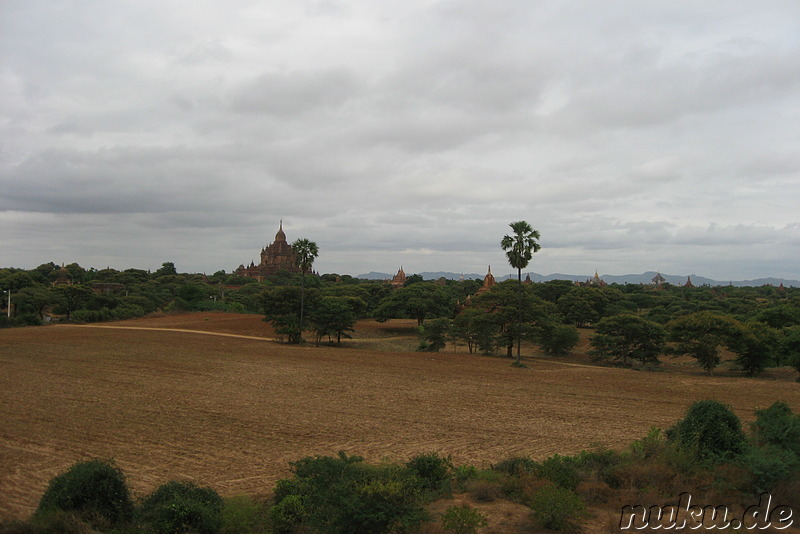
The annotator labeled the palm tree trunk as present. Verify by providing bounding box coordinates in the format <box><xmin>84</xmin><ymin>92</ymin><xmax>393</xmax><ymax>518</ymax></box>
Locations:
<box><xmin>517</xmin><ymin>267</ymin><xmax>522</xmax><ymax>362</ymax></box>
<box><xmin>299</xmin><ymin>271</ymin><xmax>306</xmax><ymax>342</ymax></box>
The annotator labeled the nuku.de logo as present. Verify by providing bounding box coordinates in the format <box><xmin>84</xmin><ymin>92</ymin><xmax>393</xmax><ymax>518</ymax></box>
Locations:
<box><xmin>620</xmin><ymin>493</ymin><xmax>793</xmax><ymax>530</ymax></box>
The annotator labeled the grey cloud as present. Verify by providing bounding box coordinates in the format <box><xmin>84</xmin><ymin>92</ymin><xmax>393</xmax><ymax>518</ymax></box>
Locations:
<box><xmin>230</xmin><ymin>69</ymin><xmax>360</xmax><ymax>116</ymax></box>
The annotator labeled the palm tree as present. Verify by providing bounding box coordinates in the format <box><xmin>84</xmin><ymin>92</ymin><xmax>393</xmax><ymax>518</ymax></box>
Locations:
<box><xmin>292</xmin><ymin>238</ymin><xmax>319</xmax><ymax>343</ymax></box>
<box><xmin>500</xmin><ymin>221</ymin><xmax>541</xmax><ymax>362</ymax></box>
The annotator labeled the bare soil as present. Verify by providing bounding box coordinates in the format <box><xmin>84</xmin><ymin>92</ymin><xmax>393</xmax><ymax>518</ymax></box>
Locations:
<box><xmin>1</xmin><ymin>312</ymin><xmax>798</xmax><ymax>526</ymax></box>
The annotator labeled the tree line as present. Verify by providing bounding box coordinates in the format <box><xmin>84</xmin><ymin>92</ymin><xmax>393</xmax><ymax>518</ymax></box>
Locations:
<box><xmin>3</xmin><ymin>253</ymin><xmax>800</xmax><ymax>377</ymax></box>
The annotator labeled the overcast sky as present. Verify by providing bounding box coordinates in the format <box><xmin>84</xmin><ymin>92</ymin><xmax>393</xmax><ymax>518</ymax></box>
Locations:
<box><xmin>2</xmin><ymin>1</ymin><xmax>799</xmax><ymax>280</ymax></box>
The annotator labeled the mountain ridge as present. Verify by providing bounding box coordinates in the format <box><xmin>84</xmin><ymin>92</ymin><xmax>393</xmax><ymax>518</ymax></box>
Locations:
<box><xmin>356</xmin><ymin>270</ymin><xmax>799</xmax><ymax>287</ymax></box>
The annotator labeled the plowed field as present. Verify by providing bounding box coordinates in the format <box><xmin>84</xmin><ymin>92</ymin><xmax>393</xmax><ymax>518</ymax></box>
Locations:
<box><xmin>1</xmin><ymin>313</ymin><xmax>798</xmax><ymax>520</ymax></box>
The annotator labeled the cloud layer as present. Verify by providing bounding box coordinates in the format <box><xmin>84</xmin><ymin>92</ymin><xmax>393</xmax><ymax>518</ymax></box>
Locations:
<box><xmin>2</xmin><ymin>1</ymin><xmax>798</xmax><ymax>279</ymax></box>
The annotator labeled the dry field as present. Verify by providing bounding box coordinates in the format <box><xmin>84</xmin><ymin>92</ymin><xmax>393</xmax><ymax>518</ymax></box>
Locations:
<box><xmin>1</xmin><ymin>312</ymin><xmax>798</xmax><ymax>522</ymax></box>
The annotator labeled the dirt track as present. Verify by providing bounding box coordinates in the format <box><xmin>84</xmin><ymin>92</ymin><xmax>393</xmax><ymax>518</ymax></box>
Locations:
<box><xmin>1</xmin><ymin>314</ymin><xmax>798</xmax><ymax>520</ymax></box>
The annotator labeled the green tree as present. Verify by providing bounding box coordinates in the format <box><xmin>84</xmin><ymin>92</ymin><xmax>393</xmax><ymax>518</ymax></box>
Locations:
<box><xmin>667</xmin><ymin>311</ymin><xmax>742</xmax><ymax>374</ymax></box>
<box><xmin>53</xmin><ymin>284</ymin><xmax>94</xmax><ymax>320</ymax></box>
<box><xmin>292</xmin><ymin>238</ymin><xmax>319</xmax><ymax>342</ymax></box>
<box><xmin>451</xmin><ymin>308</ymin><xmax>497</xmax><ymax>354</ymax></box>
<box><xmin>729</xmin><ymin>321</ymin><xmax>780</xmax><ymax>376</ymax></box>
<box><xmin>536</xmin><ymin>322</ymin><xmax>580</xmax><ymax>356</ymax></box>
<box><xmin>374</xmin><ymin>282</ymin><xmax>451</xmax><ymax>326</ymax></box>
<box><xmin>590</xmin><ymin>314</ymin><xmax>666</xmax><ymax>366</ymax></box>
<box><xmin>501</xmin><ymin>220</ymin><xmax>541</xmax><ymax>362</ymax></box>
<box><xmin>263</xmin><ymin>286</ymin><xmax>319</xmax><ymax>344</ymax></box>
<box><xmin>418</xmin><ymin>317</ymin><xmax>452</xmax><ymax>352</ymax></box>
<box><xmin>309</xmin><ymin>296</ymin><xmax>360</xmax><ymax>345</ymax></box>
<box><xmin>557</xmin><ymin>286</ymin><xmax>608</xmax><ymax>327</ymax></box>
<box><xmin>154</xmin><ymin>262</ymin><xmax>177</xmax><ymax>277</ymax></box>
<box><xmin>14</xmin><ymin>285</ymin><xmax>54</xmax><ymax>320</ymax></box>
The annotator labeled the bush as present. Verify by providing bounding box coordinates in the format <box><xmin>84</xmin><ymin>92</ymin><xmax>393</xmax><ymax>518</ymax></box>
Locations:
<box><xmin>271</xmin><ymin>452</ymin><xmax>427</xmax><ymax>534</ymax></box>
<box><xmin>666</xmin><ymin>400</ymin><xmax>747</xmax><ymax>463</ymax></box>
<box><xmin>35</xmin><ymin>459</ymin><xmax>133</xmax><ymax>529</ymax></box>
<box><xmin>406</xmin><ymin>453</ymin><xmax>452</xmax><ymax>492</ymax></box>
<box><xmin>750</xmin><ymin>401</ymin><xmax>800</xmax><ymax>455</ymax></box>
<box><xmin>441</xmin><ymin>504</ymin><xmax>488</xmax><ymax>534</ymax></box>
<box><xmin>535</xmin><ymin>455</ymin><xmax>581</xmax><ymax>491</ymax></box>
<box><xmin>220</xmin><ymin>495</ymin><xmax>266</xmax><ymax>534</ymax></box>
<box><xmin>138</xmin><ymin>481</ymin><xmax>224</xmax><ymax>534</ymax></box>
<box><xmin>740</xmin><ymin>445</ymin><xmax>799</xmax><ymax>494</ymax></box>
<box><xmin>529</xmin><ymin>483</ymin><xmax>585</xmax><ymax>532</ymax></box>
<box><xmin>491</xmin><ymin>457</ymin><xmax>537</xmax><ymax>477</ymax></box>
<box><xmin>266</xmin><ymin>494</ymin><xmax>304</xmax><ymax>534</ymax></box>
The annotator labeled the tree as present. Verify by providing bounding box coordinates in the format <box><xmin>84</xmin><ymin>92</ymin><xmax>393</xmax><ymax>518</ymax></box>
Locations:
<box><xmin>292</xmin><ymin>238</ymin><xmax>319</xmax><ymax>343</ymax></box>
<box><xmin>373</xmin><ymin>282</ymin><xmax>451</xmax><ymax>326</ymax></box>
<box><xmin>309</xmin><ymin>296</ymin><xmax>360</xmax><ymax>345</ymax></box>
<box><xmin>536</xmin><ymin>322</ymin><xmax>580</xmax><ymax>356</ymax></box>
<box><xmin>729</xmin><ymin>321</ymin><xmax>780</xmax><ymax>376</ymax></box>
<box><xmin>590</xmin><ymin>314</ymin><xmax>666</xmax><ymax>366</ymax></box>
<box><xmin>500</xmin><ymin>221</ymin><xmax>541</xmax><ymax>362</ymax></box>
<box><xmin>451</xmin><ymin>308</ymin><xmax>497</xmax><ymax>354</ymax></box>
<box><xmin>418</xmin><ymin>317</ymin><xmax>452</xmax><ymax>352</ymax></box>
<box><xmin>263</xmin><ymin>286</ymin><xmax>319</xmax><ymax>344</ymax></box>
<box><xmin>154</xmin><ymin>262</ymin><xmax>177</xmax><ymax>277</ymax></box>
<box><xmin>557</xmin><ymin>286</ymin><xmax>608</xmax><ymax>327</ymax></box>
<box><xmin>52</xmin><ymin>284</ymin><xmax>94</xmax><ymax>320</ymax></box>
<box><xmin>667</xmin><ymin>311</ymin><xmax>742</xmax><ymax>374</ymax></box>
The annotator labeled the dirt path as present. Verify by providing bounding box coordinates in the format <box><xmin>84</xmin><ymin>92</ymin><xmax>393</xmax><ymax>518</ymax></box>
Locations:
<box><xmin>57</xmin><ymin>324</ymin><xmax>277</xmax><ymax>342</ymax></box>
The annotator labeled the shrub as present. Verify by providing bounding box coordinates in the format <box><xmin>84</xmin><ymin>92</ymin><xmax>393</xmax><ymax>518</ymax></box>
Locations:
<box><xmin>492</xmin><ymin>456</ymin><xmax>536</xmax><ymax>476</ymax></box>
<box><xmin>272</xmin><ymin>452</ymin><xmax>427</xmax><ymax>534</ymax></box>
<box><xmin>266</xmin><ymin>494</ymin><xmax>305</xmax><ymax>534</ymax></box>
<box><xmin>535</xmin><ymin>455</ymin><xmax>581</xmax><ymax>491</ymax></box>
<box><xmin>406</xmin><ymin>453</ymin><xmax>452</xmax><ymax>492</ymax></box>
<box><xmin>220</xmin><ymin>495</ymin><xmax>266</xmax><ymax>534</ymax></box>
<box><xmin>35</xmin><ymin>459</ymin><xmax>133</xmax><ymax>528</ymax></box>
<box><xmin>441</xmin><ymin>504</ymin><xmax>488</xmax><ymax>534</ymax></box>
<box><xmin>452</xmin><ymin>464</ymin><xmax>478</xmax><ymax>491</ymax></box>
<box><xmin>750</xmin><ymin>401</ymin><xmax>800</xmax><ymax>456</ymax></box>
<box><xmin>740</xmin><ymin>445</ymin><xmax>799</xmax><ymax>494</ymax></box>
<box><xmin>491</xmin><ymin>457</ymin><xmax>536</xmax><ymax>477</ymax></box>
<box><xmin>138</xmin><ymin>481</ymin><xmax>224</xmax><ymax>534</ymax></box>
<box><xmin>529</xmin><ymin>483</ymin><xmax>585</xmax><ymax>532</ymax></box>
<box><xmin>666</xmin><ymin>400</ymin><xmax>747</xmax><ymax>463</ymax></box>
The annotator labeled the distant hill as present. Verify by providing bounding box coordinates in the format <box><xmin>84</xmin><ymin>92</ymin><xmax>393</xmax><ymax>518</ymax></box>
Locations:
<box><xmin>356</xmin><ymin>270</ymin><xmax>799</xmax><ymax>287</ymax></box>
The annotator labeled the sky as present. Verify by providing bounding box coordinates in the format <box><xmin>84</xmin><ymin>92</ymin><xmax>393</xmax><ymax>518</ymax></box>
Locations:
<box><xmin>2</xmin><ymin>1</ymin><xmax>799</xmax><ymax>280</ymax></box>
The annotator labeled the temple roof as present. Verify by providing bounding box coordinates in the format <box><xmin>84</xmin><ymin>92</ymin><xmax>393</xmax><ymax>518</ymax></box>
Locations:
<box><xmin>275</xmin><ymin>220</ymin><xmax>286</xmax><ymax>243</ymax></box>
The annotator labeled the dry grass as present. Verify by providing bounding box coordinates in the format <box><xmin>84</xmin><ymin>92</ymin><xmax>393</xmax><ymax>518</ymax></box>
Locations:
<box><xmin>1</xmin><ymin>312</ymin><xmax>798</xmax><ymax>523</ymax></box>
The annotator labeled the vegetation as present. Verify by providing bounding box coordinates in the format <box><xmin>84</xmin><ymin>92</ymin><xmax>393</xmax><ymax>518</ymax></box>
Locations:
<box><xmin>1</xmin><ymin>258</ymin><xmax>798</xmax><ymax>378</ymax></box>
<box><xmin>34</xmin><ymin>459</ymin><xmax>133</xmax><ymax>529</ymax></box>
<box><xmin>12</xmin><ymin>400</ymin><xmax>798</xmax><ymax>533</ymax></box>
<box><xmin>500</xmin><ymin>220</ymin><xmax>541</xmax><ymax>362</ymax></box>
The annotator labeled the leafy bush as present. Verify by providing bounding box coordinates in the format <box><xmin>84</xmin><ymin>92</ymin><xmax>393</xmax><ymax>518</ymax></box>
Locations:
<box><xmin>750</xmin><ymin>401</ymin><xmax>800</xmax><ymax>455</ymax></box>
<box><xmin>535</xmin><ymin>455</ymin><xmax>581</xmax><ymax>491</ymax></box>
<box><xmin>35</xmin><ymin>459</ymin><xmax>133</xmax><ymax>528</ymax></box>
<box><xmin>740</xmin><ymin>445</ymin><xmax>799</xmax><ymax>494</ymax></box>
<box><xmin>406</xmin><ymin>452</ymin><xmax>452</xmax><ymax>492</ymax></box>
<box><xmin>491</xmin><ymin>457</ymin><xmax>537</xmax><ymax>477</ymax></box>
<box><xmin>220</xmin><ymin>495</ymin><xmax>266</xmax><ymax>534</ymax></box>
<box><xmin>441</xmin><ymin>504</ymin><xmax>488</xmax><ymax>534</ymax></box>
<box><xmin>666</xmin><ymin>400</ymin><xmax>747</xmax><ymax>463</ymax></box>
<box><xmin>529</xmin><ymin>483</ymin><xmax>585</xmax><ymax>531</ymax></box>
<box><xmin>269</xmin><ymin>452</ymin><xmax>427</xmax><ymax>534</ymax></box>
<box><xmin>138</xmin><ymin>481</ymin><xmax>224</xmax><ymax>534</ymax></box>
<box><xmin>266</xmin><ymin>494</ymin><xmax>304</xmax><ymax>534</ymax></box>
